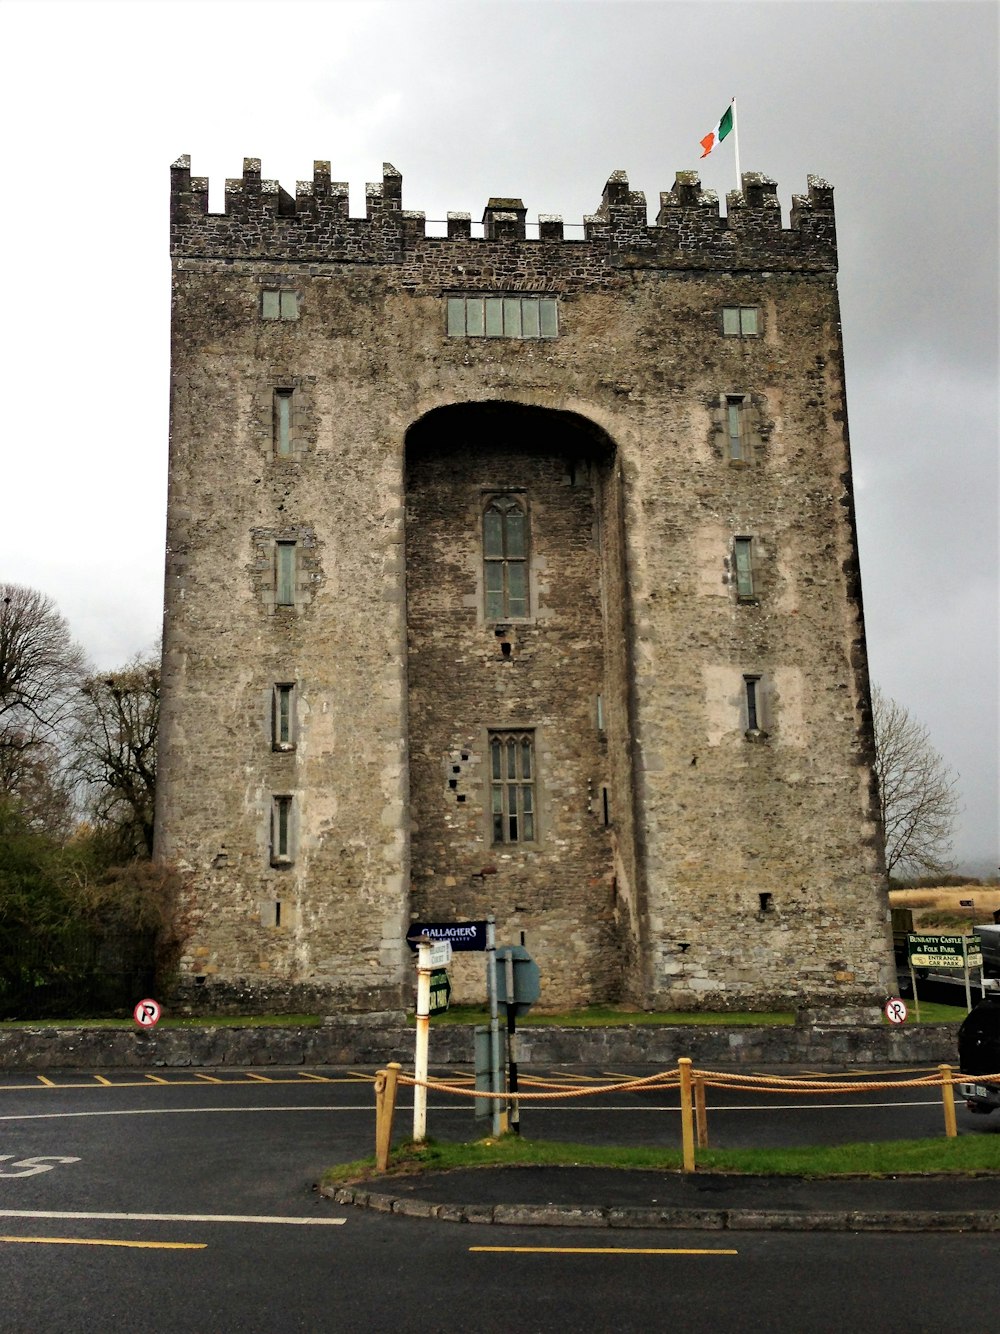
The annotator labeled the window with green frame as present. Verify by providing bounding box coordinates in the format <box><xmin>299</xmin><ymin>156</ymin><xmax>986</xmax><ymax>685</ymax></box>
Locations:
<box><xmin>448</xmin><ymin>294</ymin><xmax>558</xmax><ymax>339</ymax></box>
<box><xmin>490</xmin><ymin>730</ymin><xmax>536</xmax><ymax>844</ymax></box>
<box><xmin>483</xmin><ymin>495</ymin><xmax>528</xmax><ymax>619</ymax></box>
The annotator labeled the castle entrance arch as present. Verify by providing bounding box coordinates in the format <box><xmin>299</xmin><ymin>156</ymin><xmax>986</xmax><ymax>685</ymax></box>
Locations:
<box><xmin>403</xmin><ymin>402</ymin><xmax>640</xmax><ymax>1008</ymax></box>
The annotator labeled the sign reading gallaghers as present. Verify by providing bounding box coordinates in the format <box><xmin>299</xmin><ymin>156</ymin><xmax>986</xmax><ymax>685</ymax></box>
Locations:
<box><xmin>406</xmin><ymin>921</ymin><xmax>488</xmax><ymax>952</ymax></box>
<box><xmin>907</xmin><ymin>933</ymin><xmax>984</xmax><ymax>969</ymax></box>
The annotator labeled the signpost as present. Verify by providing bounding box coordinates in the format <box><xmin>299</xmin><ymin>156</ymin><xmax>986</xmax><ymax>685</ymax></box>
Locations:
<box><xmin>412</xmin><ymin>937</ymin><xmax>452</xmax><ymax>1141</ymax></box>
<box><xmin>494</xmin><ymin>944</ymin><xmax>541</xmax><ymax>1136</ymax></box>
<box><xmin>907</xmin><ymin>934</ymin><xmax>983</xmax><ymax>1016</ymax></box>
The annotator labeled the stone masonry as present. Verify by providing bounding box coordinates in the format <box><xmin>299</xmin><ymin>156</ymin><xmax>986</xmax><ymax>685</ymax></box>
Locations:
<box><xmin>157</xmin><ymin>156</ymin><xmax>895</xmax><ymax>1013</ymax></box>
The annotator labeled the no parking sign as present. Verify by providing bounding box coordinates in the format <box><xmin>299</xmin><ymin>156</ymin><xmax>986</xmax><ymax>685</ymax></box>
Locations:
<box><xmin>133</xmin><ymin>998</ymin><xmax>162</xmax><ymax>1028</ymax></box>
<box><xmin>884</xmin><ymin>997</ymin><xmax>907</xmax><ymax>1025</ymax></box>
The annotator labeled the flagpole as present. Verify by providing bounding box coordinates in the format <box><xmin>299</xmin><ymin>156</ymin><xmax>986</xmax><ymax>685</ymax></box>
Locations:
<box><xmin>731</xmin><ymin>97</ymin><xmax>741</xmax><ymax>194</ymax></box>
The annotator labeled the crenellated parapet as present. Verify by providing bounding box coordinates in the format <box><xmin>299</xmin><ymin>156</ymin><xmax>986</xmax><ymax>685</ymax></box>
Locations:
<box><xmin>170</xmin><ymin>157</ymin><xmax>838</xmax><ymax>274</ymax></box>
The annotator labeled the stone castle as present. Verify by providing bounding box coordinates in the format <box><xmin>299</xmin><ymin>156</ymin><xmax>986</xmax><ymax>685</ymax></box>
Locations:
<box><xmin>157</xmin><ymin>155</ymin><xmax>895</xmax><ymax>1013</ymax></box>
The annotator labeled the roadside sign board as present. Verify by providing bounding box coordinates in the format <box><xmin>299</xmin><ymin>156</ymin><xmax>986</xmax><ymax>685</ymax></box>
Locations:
<box><xmin>133</xmin><ymin>998</ymin><xmax>161</xmax><ymax>1028</ymax></box>
<box><xmin>884</xmin><ymin>997</ymin><xmax>908</xmax><ymax>1025</ymax></box>
<box><xmin>429</xmin><ymin>969</ymin><xmax>451</xmax><ymax>1013</ymax></box>
<box><xmin>427</xmin><ymin>940</ymin><xmax>453</xmax><ymax>969</ymax></box>
<box><xmin>907</xmin><ymin>934</ymin><xmax>982</xmax><ymax>969</ymax></box>
<box><xmin>407</xmin><ymin>921</ymin><xmax>488</xmax><ymax>952</ymax></box>
<box><xmin>495</xmin><ymin>945</ymin><xmax>541</xmax><ymax>1015</ymax></box>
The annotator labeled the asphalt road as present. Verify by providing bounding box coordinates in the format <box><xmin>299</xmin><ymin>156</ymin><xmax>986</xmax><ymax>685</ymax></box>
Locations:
<box><xmin>1</xmin><ymin>1067</ymin><xmax>997</xmax><ymax>1333</ymax></box>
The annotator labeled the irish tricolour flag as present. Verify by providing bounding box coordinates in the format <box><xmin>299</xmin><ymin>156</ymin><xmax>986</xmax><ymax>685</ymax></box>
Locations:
<box><xmin>700</xmin><ymin>103</ymin><xmax>734</xmax><ymax>158</ymax></box>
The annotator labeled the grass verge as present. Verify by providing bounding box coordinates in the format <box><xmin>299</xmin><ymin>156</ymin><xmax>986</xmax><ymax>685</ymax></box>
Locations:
<box><xmin>323</xmin><ymin>1133</ymin><xmax>1000</xmax><ymax>1187</ymax></box>
<box><xmin>427</xmin><ymin>1006</ymin><xmax>796</xmax><ymax>1027</ymax></box>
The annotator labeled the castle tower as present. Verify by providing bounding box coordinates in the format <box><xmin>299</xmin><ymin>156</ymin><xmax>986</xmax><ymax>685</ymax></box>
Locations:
<box><xmin>158</xmin><ymin>156</ymin><xmax>895</xmax><ymax>1012</ymax></box>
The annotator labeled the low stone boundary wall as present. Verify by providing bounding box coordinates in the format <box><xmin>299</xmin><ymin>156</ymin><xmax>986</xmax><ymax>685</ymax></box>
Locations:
<box><xmin>0</xmin><ymin>1017</ymin><xmax>957</xmax><ymax>1070</ymax></box>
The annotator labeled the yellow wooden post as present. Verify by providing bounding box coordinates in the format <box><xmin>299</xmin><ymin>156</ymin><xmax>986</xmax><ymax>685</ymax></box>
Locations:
<box><xmin>678</xmin><ymin>1057</ymin><xmax>696</xmax><ymax>1173</ymax></box>
<box><xmin>694</xmin><ymin>1071</ymin><xmax>709</xmax><ymax>1149</ymax></box>
<box><xmin>938</xmin><ymin>1063</ymin><xmax>958</xmax><ymax>1139</ymax></box>
<box><xmin>375</xmin><ymin>1061</ymin><xmax>402</xmax><ymax>1171</ymax></box>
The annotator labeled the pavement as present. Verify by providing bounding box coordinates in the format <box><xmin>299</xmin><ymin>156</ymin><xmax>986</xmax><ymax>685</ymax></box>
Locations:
<box><xmin>324</xmin><ymin>1165</ymin><xmax>1000</xmax><ymax>1232</ymax></box>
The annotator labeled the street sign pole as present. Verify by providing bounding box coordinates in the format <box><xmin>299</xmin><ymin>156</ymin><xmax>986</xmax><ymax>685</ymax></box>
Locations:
<box><xmin>413</xmin><ymin>939</ymin><xmax>432</xmax><ymax>1142</ymax></box>
<box><xmin>504</xmin><ymin>949</ymin><xmax>520</xmax><ymax>1135</ymax></box>
<box><xmin>486</xmin><ymin>916</ymin><xmax>501</xmax><ymax>1138</ymax></box>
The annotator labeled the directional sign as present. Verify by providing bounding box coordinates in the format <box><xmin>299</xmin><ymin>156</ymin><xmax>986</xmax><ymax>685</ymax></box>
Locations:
<box><xmin>884</xmin><ymin>997</ymin><xmax>908</xmax><ymax>1025</ymax></box>
<box><xmin>133</xmin><ymin>998</ymin><xmax>162</xmax><ymax>1028</ymax></box>
<box><xmin>429</xmin><ymin>968</ymin><xmax>451</xmax><ymax>1014</ymax></box>
<box><xmin>908</xmin><ymin>935</ymin><xmax>982</xmax><ymax>969</ymax></box>
<box><xmin>407</xmin><ymin>921</ymin><xmax>488</xmax><ymax>951</ymax></box>
<box><xmin>425</xmin><ymin>940</ymin><xmax>452</xmax><ymax>969</ymax></box>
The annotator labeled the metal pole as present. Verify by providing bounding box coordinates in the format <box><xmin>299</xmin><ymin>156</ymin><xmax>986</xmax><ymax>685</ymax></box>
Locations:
<box><xmin>413</xmin><ymin>940</ymin><xmax>431</xmax><ymax>1142</ymax></box>
<box><xmin>505</xmin><ymin>951</ymin><xmax>520</xmax><ymax>1135</ymax></box>
<box><xmin>731</xmin><ymin>97</ymin><xmax>741</xmax><ymax>194</ymax></box>
<box><xmin>486</xmin><ymin>916</ymin><xmax>501</xmax><ymax>1138</ymax></box>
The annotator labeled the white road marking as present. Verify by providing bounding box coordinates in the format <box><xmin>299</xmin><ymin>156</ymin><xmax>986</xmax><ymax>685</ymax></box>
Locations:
<box><xmin>0</xmin><ymin>1105</ymin><xmax>365</xmax><ymax>1122</ymax></box>
<box><xmin>0</xmin><ymin>1155</ymin><xmax>80</xmax><ymax>1177</ymax></box>
<box><xmin>0</xmin><ymin>1210</ymin><xmax>345</xmax><ymax>1226</ymax></box>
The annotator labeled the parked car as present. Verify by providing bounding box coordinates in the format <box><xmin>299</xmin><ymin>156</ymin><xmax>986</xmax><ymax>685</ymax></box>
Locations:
<box><xmin>958</xmin><ymin>994</ymin><xmax>1000</xmax><ymax>1114</ymax></box>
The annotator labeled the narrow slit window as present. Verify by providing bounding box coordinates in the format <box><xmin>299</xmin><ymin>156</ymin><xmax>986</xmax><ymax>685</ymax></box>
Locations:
<box><xmin>490</xmin><ymin>730</ymin><xmax>536</xmax><ymax>844</ymax></box>
<box><xmin>276</xmin><ymin>542</ymin><xmax>296</xmax><ymax>606</ymax></box>
<box><xmin>272</xmin><ymin>684</ymin><xmax>295</xmax><ymax>750</ymax></box>
<box><xmin>727</xmin><ymin>396</ymin><xmax>748</xmax><ymax>461</ymax></box>
<box><xmin>274</xmin><ymin>389</ymin><xmax>293</xmax><ymax>457</ymax></box>
<box><xmin>271</xmin><ymin>795</ymin><xmax>293</xmax><ymax>864</ymax></box>
<box><xmin>484</xmin><ymin>495</ymin><xmax>528</xmax><ymax>619</ymax></box>
<box><xmin>734</xmin><ymin>538</ymin><xmax>755</xmax><ymax>600</ymax></box>
<box><xmin>744</xmin><ymin>676</ymin><xmax>761</xmax><ymax>733</ymax></box>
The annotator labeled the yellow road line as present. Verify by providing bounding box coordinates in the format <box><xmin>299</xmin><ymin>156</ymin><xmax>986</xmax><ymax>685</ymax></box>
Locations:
<box><xmin>1</xmin><ymin>1235</ymin><xmax>205</xmax><ymax>1250</ymax></box>
<box><xmin>146</xmin><ymin>1075</ymin><xmax>169</xmax><ymax>1084</ymax></box>
<box><xmin>37</xmin><ymin>1076</ymin><xmax>55</xmax><ymax>1087</ymax></box>
<box><xmin>469</xmin><ymin>1246</ymin><xmax>738</xmax><ymax>1256</ymax></box>
<box><xmin>94</xmin><ymin>1076</ymin><xmax>112</xmax><ymax>1086</ymax></box>
<box><xmin>244</xmin><ymin>1073</ymin><xmax>273</xmax><ymax>1082</ymax></box>
<box><xmin>194</xmin><ymin>1074</ymin><xmax>224</xmax><ymax>1084</ymax></box>
<box><xmin>296</xmin><ymin>1072</ymin><xmax>332</xmax><ymax>1082</ymax></box>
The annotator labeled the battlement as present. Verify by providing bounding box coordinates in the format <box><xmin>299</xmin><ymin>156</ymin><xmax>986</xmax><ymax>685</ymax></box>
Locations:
<box><xmin>170</xmin><ymin>156</ymin><xmax>837</xmax><ymax>273</ymax></box>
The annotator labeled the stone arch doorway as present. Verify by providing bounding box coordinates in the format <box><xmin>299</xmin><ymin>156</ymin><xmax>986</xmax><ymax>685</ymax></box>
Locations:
<box><xmin>403</xmin><ymin>402</ymin><xmax>641</xmax><ymax>1007</ymax></box>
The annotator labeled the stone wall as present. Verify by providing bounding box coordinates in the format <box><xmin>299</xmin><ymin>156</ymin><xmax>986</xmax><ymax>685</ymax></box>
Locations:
<box><xmin>0</xmin><ymin>1020</ymin><xmax>956</xmax><ymax>1071</ymax></box>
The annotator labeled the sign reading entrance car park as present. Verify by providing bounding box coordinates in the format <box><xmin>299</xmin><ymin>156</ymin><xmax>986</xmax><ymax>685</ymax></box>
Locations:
<box><xmin>133</xmin><ymin>998</ymin><xmax>162</xmax><ymax>1028</ymax></box>
<box><xmin>908</xmin><ymin>935</ymin><xmax>983</xmax><ymax>969</ymax></box>
<box><xmin>884</xmin><ymin>997</ymin><xmax>907</xmax><ymax>1025</ymax></box>
<box><xmin>429</xmin><ymin>969</ymin><xmax>451</xmax><ymax>1014</ymax></box>
<box><xmin>406</xmin><ymin>921</ymin><xmax>488</xmax><ymax>951</ymax></box>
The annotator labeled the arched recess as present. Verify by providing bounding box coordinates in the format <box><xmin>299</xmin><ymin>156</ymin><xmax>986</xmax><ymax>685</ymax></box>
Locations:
<box><xmin>403</xmin><ymin>401</ymin><xmax>643</xmax><ymax>1007</ymax></box>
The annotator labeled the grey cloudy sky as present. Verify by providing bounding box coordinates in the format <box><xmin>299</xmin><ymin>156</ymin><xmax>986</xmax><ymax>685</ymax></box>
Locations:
<box><xmin>2</xmin><ymin>0</ymin><xmax>997</xmax><ymax>872</ymax></box>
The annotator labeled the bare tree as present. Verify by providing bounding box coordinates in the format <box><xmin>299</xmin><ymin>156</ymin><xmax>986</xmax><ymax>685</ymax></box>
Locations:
<box><xmin>72</xmin><ymin>655</ymin><xmax>159</xmax><ymax>858</ymax></box>
<box><xmin>871</xmin><ymin>686</ymin><xmax>960</xmax><ymax>878</ymax></box>
<box><xmin>0</xmin><ymin>583</ymin><xmax>87</xmax><ymax>805</ymax></box>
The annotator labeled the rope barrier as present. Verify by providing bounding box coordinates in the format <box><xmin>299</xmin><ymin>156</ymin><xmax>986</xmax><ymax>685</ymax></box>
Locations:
<box><xmin>373</xmin><ymin>1061</ymin><xmax>997</xmax><ymax>1171</ymax></box>
<box><xmin>391</xmin><ymin>1066</ymin><xmax>999</xmax><ymax>1101</ymax></box>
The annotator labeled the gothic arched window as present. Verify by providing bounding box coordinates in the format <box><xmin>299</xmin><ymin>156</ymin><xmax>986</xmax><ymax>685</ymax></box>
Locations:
<box><xmin>483</xmin><ymin>495</ymin><xmax>528</xmax><ymax>619</ymax></box>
